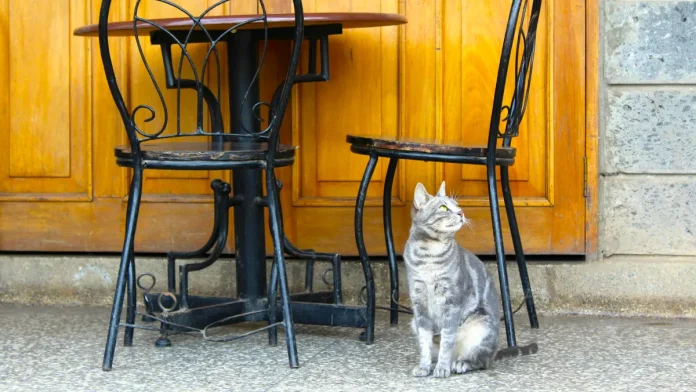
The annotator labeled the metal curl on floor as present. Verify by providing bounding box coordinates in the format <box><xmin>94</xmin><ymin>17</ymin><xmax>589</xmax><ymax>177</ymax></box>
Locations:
<box><xmin>390</xmin><ymin>291</ymin><xmax>414</xmax><ymax>314</ymax></box>
<box><xmin>136</xmin><ymin>273</ymin><xmax>156</xmax><ymax>292</ymax></box>
<box><xmin>359</xmin><ymin>286</ymin><xmax>414</xmax><ymax>315</ymax></box>
<box><xmin>321</xmin><ymin>268</ymin><xmax>334</xmax><ymax>288</ymax></box>
<box><xmin>120</xmin><ymin>308</ymin><xmax>283</xmax><ymax>343</ymax></box>
<box><xmin>133</xmin><ymin>272</ymin><xmax>282</xmax><ymax>342</ymax></box>
<box><xmin>359</xmin><ymin>286</ymin><xmax>367</xmax><ymax>305</ymax></box>
<box><xmin>157</xmin><ymin>292</ymin><xmax>178</xmax><ymax>313</ymax></box>
<box><xmin>137</xmin><ymin>272</ymin><xmax>178</xmax><ymax>313</ymax></box>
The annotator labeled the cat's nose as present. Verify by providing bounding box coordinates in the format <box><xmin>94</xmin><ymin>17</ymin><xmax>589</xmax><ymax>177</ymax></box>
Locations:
<box><xmin>456</xmin><ymin>210</ymin><xmax>464</xmax><ymax>217</ymax></box>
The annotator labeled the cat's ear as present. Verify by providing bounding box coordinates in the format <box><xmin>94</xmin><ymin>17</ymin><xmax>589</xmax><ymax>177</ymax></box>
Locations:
<box><xmin>437</xmin><ymin>181</ymin><xmax>447</xmax><ymax>197</ymax></box>
<box><xmin>413</xmin><ymin>183</ymin><xmax>431</xmax><ymax>210</ymax></box>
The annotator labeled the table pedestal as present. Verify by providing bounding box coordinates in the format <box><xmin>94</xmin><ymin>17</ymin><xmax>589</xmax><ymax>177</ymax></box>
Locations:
<box><xmin>142</xmin><ymin>24</ymin><xmax>375</xmax><ymax>344</ymax></box>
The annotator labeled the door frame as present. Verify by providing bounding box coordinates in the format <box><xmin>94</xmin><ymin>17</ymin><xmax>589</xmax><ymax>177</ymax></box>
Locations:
<box><xmin>585</xmin><ymin>0</ymin><xmax>600</xmax><ymax>260</ymax></box>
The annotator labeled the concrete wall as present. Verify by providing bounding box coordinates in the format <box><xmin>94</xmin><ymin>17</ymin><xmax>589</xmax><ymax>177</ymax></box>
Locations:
<box><xmin>602</xmin><ymin>1</ymin><xmax>696</xmax><ymax>257</ymax></box>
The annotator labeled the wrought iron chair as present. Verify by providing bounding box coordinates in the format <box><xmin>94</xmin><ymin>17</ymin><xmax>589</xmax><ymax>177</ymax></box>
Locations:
<box><xmin>97</xmin><ymin>0</ymin><xmax>309</xmax><ymax>370</ymax></box>
<box><xmin>348</xmin><ymin>0</ymin><xmax>541</xmax><ymax>351</ymax></box>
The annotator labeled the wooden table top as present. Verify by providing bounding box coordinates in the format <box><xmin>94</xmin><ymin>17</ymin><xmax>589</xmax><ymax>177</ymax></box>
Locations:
<box><xmin>73</xmin><ymin>12</ymin><xmax>407</xmax><ymax>37</ymax></box>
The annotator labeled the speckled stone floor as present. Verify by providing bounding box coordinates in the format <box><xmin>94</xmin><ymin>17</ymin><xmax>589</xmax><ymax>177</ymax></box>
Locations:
<box><xmin>1</xmin><ymin>305</ymin><xmax>695</xmax><ymax>392</ymax></box>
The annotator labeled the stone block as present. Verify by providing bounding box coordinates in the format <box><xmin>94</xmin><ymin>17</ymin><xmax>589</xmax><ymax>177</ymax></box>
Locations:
<box><xmin>605</xmin><ymin>1</ymin><xmax>696</xmax><ymax>83</ymax></box>
<box><xmin>602</xmin><ymin>176</ymin><xmax>696</xmax><ymax>256</ymax></box>
<box><xmin>605</xmin><ymin>90</ymin><xmax>696</xmax><ymax>174</ymax></box>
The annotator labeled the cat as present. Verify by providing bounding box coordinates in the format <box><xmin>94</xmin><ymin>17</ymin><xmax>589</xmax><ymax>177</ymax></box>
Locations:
<box><xmin>404</xmin><ymin>182</ymin><xmax>500</xmax><ymax>378</ymax></box>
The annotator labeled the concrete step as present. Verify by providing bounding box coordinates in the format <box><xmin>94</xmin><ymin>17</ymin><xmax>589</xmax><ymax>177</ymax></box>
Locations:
<box><xmin>1</xmin><ymin>255</ymin><xmax>695</xmax><ymax>318</ymax></box>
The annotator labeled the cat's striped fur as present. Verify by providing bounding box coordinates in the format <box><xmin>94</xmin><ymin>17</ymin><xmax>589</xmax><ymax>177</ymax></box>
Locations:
<box><xmin>405</xmin><ymin>182</ymin><xmax>500</xmax><ymax>378</ymax></box>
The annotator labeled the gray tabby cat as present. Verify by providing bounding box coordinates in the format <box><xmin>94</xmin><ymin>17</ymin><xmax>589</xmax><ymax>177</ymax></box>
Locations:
<box><xmin>405</xmin><ymin>182</ymin><xmax>500</xmax><ymax>378</ymax></box>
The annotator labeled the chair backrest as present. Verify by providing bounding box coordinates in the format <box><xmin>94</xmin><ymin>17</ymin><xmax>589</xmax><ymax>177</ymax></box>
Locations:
<box><xmin>488</xmin><ymin>0</ymin><xmax>542</xmax><ymax>152</ymax></box>
<box><xmin>97</xmin><ymin>0</ymin><xmax>305</xmax><ymax>157</ymax></box>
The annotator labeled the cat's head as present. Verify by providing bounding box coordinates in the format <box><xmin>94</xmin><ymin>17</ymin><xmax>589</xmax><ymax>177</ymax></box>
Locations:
<box><xmin>411</xmin><ymin>182</ymin><xmax>467</xmax><ymax>237</ymax></box>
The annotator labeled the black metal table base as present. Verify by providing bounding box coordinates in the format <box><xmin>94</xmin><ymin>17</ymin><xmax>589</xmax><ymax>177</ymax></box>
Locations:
<box><xmin>143</xmin><ymin>292</ymin><xmax>367</xmax><ymax>334</ymax></box>
<box><xmin>126</xmin><ymin>23</ymin><xmax>374</xmax><ymax>350</ymax></box>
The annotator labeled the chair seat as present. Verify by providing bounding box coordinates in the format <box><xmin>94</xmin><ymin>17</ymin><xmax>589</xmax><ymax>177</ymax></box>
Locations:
<box><xmin>346</xmin><ymin>135</ymin><xmax>516</xmax><ymax>165</ymax></box>
<box><xmin>115</xmin><ymin>142</ymin><xmax>297</xmax><ymax>168</ymax></box>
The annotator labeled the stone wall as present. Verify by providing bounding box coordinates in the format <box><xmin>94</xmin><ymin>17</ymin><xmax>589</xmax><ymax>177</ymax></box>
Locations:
<box><xmin>602</xmin><ymin>1</ymin><xmax>696</xmax><ymax>256</ymax></box>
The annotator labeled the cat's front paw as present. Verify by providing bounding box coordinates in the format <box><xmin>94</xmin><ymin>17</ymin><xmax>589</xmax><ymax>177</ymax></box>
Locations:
<box><xmin>412</xmin><ymin>365</ymin><xmax>432</xmax><ymax>377</ymax></box>
<box><xmin>451</xmin><ymin>360</ymin><xmax>471</xmax><ymax>374</ymax></box>
<box><xmin>432</xmin><ymin>363</ymin><xmax>451</xmax><ymax>378</ymax></box>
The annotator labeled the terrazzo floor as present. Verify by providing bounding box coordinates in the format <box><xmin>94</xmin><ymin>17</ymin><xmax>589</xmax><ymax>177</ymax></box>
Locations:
<box><xmin>1</xmin><ymin>304</ymin><xmax>695</xmax><ymax>391</ymax></box>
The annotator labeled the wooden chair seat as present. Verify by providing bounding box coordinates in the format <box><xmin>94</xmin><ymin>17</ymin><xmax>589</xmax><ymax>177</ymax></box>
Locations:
<box><xmin>346</xmin><ymin>135</ymin><xmax>516</xmax><ymax>165</ymax></box>
<box><xmin>115</xmin><ymin>142</ymin><xmax>297</xmax><ymax>168</ymax></box>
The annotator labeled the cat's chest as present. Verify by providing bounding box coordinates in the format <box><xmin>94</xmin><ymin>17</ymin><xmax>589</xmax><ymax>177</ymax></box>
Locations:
<box><xmin>412</xmin><ymin>272</ymin><xmax>453</xmax><ymax>316</ymax></box>
<box><xmin>425</xmin><ymin>281</ymin><xmax>449</xmax><ymax>317</ymax></box>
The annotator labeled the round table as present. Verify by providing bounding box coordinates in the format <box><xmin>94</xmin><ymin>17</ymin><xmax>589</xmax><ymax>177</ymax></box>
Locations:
<box><xmin>74</xmin><ymin>12</ymin><xmax>406</xmax><ymax>340</ymax></box>
<box><xmin>73</xmin><ymin>13</ymin><xmax>406</xmax><ymax>36</ymax></box>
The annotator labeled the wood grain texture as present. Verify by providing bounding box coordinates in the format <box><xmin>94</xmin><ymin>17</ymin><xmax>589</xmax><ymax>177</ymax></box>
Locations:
<box><xmin>115</xmin><ymin>141</ymin><xmax>296</xmax><ymax>162</ymax></box>
<box><xmin>346</xmin><ymin>135</ymin><xmax>516</xmax><ymax>159</ymax></box>
<box><xmin>0</xmin><ymin>0</ymin><xmax>92</xmax><ymax>201</ymax></box>
<box><xmin>585</xmin><ymin>0</ymin><xmax>600</xmax><ymax>260</ymax></box>
<box><xmin>9</xmin><ymin>1</ymin><xmax>70</xmax><ymax>178</ymax></box>
<box><xmin>1</xmin><ymin>0</ymin><xmax>588</xmax><ymax>256</ymax></box>
<box><xmin>444</xmin><ymin>0</ymin><xmax>547</xmax><ymax>197</ymax></box>
<box><xmin>548</xmin><ymin>0</ymin><xmax>586</xmax><ymax>254</ymax></box>
<box><xmin>292</xmin><ymin>0</ymin><xmax>403</xmax><ymax>209</ymax></box>
<box><xmin>0</xmin><ymin>200</ymin><xmax>219</xmax><ymax>253</ymax></box>
<box><xmin>73</xmin><ymin>12</ymin><xmax>408</xmax><ymax>36</ymax></box>
<box><xmin>292</xmin><ymin>0</ymin><xmax>587</xmax><ymax>255</ymax></box>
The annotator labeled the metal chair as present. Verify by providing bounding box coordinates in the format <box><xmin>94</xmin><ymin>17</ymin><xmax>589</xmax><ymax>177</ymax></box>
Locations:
<box><xmin>97</xmin><ymin>0</ymin><xmax>306</xmax><ymax>370</ymax></box>
<box><xmin>348</xmin><ymin>0</ymin><xmax>542</xmax><ymax>351</ymax></box>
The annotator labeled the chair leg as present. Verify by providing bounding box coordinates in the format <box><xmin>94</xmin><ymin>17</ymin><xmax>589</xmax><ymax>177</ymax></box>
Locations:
<box><xmin>486</xmin><ymin>164</ymin><xmax>517</xmax><ymax>348</ymax></box>
<box><xmin>383</xmin><ymin>158</ymin><xmax>399</xmax><ymax>325</ymax></box>
<box><xmin>501</xmin><ymin>166</ymin><xmax>539</xmax><ymax>329</ymax></box>
<box><xmin>268</xmin><ymin>179</ymin><xmax>285</xmax><ymax>346</ymax></box>
<box><xmin>123</xmin><ymin>246</ymin><xmax>136</xmax><ymax>347</ymax></box>
<box><xmin>267</xmin><ymin>259</ymin><xmax>278</xmax><ymax>347</ymax></box>
<box><xmin>355</xmin><ymin>154</ymin><xmax>377</xmax><ymax>344</ymax></box>
<box><xmin>103</xmin><ymin>167</ymin><xmax>144</xmax><ymax>371</ymax></box>
<box><xmin>266</xmin><ymin>167</ymin><xmax>299</xmax><ymax>368</ymax></box>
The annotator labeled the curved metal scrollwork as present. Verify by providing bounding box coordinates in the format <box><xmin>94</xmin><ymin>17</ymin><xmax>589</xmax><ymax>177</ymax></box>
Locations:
<box><xmin>124</xmin><ymin>0</ymin><xmax>283</xmax><ymax>142</ymax></box>
<box><xmin>496</xmin><ymin>0</ymin><xmax>542</xmax><ymax>139</ymax></box>
<box><xmin>136</xmin><ymin>272</ymin><xmax>179</xmax><ymax>313</ymax></box>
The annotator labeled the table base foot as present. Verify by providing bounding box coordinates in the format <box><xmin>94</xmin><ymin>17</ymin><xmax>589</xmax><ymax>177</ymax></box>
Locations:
<box><xmin>143</xmin><ymin>291</ymin><xmax>368</xmax><ymax>333</ymax></box>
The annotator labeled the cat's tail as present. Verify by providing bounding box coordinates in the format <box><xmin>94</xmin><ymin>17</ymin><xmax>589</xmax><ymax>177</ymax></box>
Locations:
<box><xmin>494</xmin><ymin>342</ymin><xmax>539</xmax><ymax>361</ymax></box>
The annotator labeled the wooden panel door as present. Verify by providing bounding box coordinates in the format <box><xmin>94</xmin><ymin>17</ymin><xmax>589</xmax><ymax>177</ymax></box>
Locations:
<box><xmin>287</xmin><ymin>0</ymin><xmax>586</xmax><ymax>256</ymax></box>
<box><xmin>0</xmin><ymin>0</ymin><xmax>587</xmax><ymax>256</ymax></box>
<box><xmin>0</xmin><ymin>0</ymin><xmax>253</xmax><ymax>253</ymax></box>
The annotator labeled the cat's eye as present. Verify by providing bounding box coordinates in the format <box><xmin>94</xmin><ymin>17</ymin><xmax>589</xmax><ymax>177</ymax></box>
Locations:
<box><xmin>439</xmin><ymin>205</ymin><xmax>448</xmax><ymax>211</ymax></box>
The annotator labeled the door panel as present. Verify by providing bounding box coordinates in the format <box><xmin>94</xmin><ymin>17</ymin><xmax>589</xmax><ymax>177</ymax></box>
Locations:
<box><xmin>0</xmin><ymin>0</ymin><xmax>586</xmax><ymax>256</ymax></box>
<box><xmin>0</xmin><ymin>0</ymin><xmax>91</xmax><ymax>201</ymax></box>
<box><xmin>292</xmin><ymin>0</ymin><xmax>401</xmax><ymax>206</ymax></box>
<box><xmin>445</xmin><ymin>0</ymin><xmax>549</xmax><ymax>202</ymax></box>
<box><xmin>288</xmin><ymin>0</ymin><xmax>586</xmax><ymax>256</ymax></box>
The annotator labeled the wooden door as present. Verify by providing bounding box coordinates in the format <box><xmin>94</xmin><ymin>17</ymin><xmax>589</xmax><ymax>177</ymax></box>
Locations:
<box><xmin>288</xmin><ymin>0</ymin><xmax>587</xmax><ymax>256</ymax></box>
<box><xmin>0</xmin><ymin>0</ymin><xmax>587</xmax><ymax>256</ymax></box>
